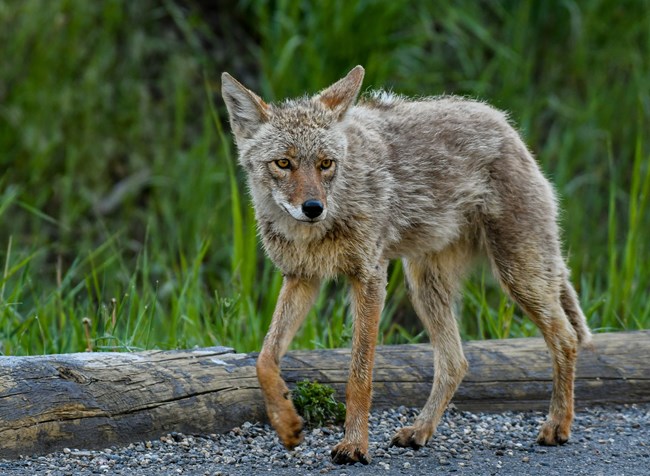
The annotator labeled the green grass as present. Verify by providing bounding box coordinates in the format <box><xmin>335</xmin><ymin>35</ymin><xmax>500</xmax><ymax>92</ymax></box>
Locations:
<box><xmin>0</xmin><ymin>0</ymin><xmax>648</xmax><ymax>356</ymax></box>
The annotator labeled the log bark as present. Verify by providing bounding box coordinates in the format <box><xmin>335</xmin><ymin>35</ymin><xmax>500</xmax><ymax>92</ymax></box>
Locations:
<box><xmin>0</xmin><ymin>331</ymin><xmax>648</xmax><ymax>458</ymax></box>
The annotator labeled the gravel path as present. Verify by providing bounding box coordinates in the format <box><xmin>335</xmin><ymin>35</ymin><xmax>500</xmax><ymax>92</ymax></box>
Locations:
<box><xmin>2</xmin><ymin>404</ymin><xmax>648</xmax><ymax>475</ymax></box>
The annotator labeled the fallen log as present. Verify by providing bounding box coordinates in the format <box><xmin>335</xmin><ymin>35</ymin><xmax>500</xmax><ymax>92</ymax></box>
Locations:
<box><xmin>0</xmin><ymin>331</ymin><xmax>648</xmax><ymax>458</ymax></box>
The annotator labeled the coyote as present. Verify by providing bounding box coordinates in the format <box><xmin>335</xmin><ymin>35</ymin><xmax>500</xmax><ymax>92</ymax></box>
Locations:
<box><xmin>221</xmin><ymin>66</ymin><xmax>591</xmax><ymax>465</ymax></box>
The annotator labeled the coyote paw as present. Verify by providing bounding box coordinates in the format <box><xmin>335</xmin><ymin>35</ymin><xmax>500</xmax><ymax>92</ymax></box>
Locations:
<box><xmin>331</xmin><ymin>441</ymin><xmax>370</xmax><ymax>465</ymax></box>
<box><xmin>269</xmin><ymin>406</ymin><xmax>304</xmax><ymax>450</ymax></box>
<box><xmin>390</xmin><ymin>426</ymin><xmax>430</xmax><ymax>450</ymax></box>
<box><xmin>537</xmin><ymin>419</ymin><xmax>570</xmax><ymax>446</ymax></box>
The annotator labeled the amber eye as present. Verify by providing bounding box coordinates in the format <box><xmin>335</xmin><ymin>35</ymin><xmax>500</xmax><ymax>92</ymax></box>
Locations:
<box><xmin>275</xmin><ymin>159</ymin><xmax>291</xmax><ymax>169</ymax></box>
<box><xmin>320</xmin><ymin>159</ymin><xmax>333</xmax><ymax>170</ymax></box>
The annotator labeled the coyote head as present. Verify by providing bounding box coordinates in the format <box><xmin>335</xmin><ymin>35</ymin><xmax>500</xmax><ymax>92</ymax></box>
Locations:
<box><xmin>221</xmin><ymin>66</ymin><xmax>364</xmax><ymax>225</ymax></box>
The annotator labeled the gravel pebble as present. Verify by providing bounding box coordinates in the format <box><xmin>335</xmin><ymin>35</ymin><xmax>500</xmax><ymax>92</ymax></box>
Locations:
<box><xmin>1</xmin><ymin>404</ymin><xmax>649</xmax><ymax>475</ymax></box>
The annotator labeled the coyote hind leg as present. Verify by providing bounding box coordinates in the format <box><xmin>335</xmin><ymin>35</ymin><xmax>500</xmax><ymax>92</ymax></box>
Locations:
<box><xmin>391</xmin><ymin>252</ymin><xmax>469</xmax><ymax>449</ymax></box>
<box><xmin>486</xmin><ymin>229</ymin><xmax>580</xmax><ymax>445</ymax></box>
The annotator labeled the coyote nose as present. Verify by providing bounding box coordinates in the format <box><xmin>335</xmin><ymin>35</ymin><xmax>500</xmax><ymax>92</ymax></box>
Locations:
<box><xmin>302</xmin><ymin>200</ymin><xmax>324</xmax><ymax>219</ymax></box>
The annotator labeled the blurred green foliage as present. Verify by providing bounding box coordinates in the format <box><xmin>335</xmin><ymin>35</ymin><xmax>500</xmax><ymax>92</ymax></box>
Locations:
<box><xmin>0</xmin><ymin>0</ymin><xmax>648</xmax><ymax>355</ymax></box>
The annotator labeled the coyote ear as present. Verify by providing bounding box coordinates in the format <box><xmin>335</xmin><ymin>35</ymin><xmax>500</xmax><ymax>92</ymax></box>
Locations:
<box><xmin>221</xmin><ymin>72</ymin><xmax>271</xmax><ymax>140</ymax></box>
<box><xmin>315</xmin><ymin>65</ymin><xmax>365</xmax><ymax>119</ymax></box>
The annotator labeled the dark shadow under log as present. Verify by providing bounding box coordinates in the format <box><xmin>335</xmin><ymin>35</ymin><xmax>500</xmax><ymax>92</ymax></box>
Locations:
<box><xmin>0</xmin><ymin>331</ymin><xmax>648</xmax><ymax>458</ymax></box>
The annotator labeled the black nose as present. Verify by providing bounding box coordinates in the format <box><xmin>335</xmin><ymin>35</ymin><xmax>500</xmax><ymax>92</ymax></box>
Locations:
<box><xmin>302</xmin><ymin>200</ymin><xmax>324</xmax><ymax>219</ymax></box>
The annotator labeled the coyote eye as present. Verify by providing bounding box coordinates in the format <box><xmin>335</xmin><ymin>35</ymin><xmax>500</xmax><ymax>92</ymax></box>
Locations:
<box><xmin>275</xmin><ymin>159</ymin><xmax>291</xmax><ymax>169</ymax></box>
<box><xmin>320</xmin><ymin>159</ymin><xmax>333</xmax><ymax>170</ymax></box>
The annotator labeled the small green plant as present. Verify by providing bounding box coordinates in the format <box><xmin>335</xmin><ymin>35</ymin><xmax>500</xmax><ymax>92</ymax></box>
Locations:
<box><xmin>292</xmin><ymin>380</ymin><xmax>346</xmax><ymax>428</ymax></box>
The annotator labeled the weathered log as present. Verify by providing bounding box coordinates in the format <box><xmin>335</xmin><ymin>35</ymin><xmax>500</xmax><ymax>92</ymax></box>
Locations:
<box><xmin>0</xmin><ymin>331</ymin><xmax>648</xmax><ymax>458</ymax></box>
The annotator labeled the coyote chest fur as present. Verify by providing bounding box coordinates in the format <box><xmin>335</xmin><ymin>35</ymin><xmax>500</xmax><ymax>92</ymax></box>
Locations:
<box><xmin>222</xmin><ymin>66</ymin><xmax>590</xmax><ymax>465</ymax></box>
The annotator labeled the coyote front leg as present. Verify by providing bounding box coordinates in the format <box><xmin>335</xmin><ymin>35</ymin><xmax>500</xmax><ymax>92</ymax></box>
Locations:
<box><xmin>331</xmin><ymin>267</ymin><xmax>386</xmax><ymax>465</ymax></box>
<box><xmin>257</xmin><ymin>275</ymin><xmax>321</xmax><ymax>449</ymax></box>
